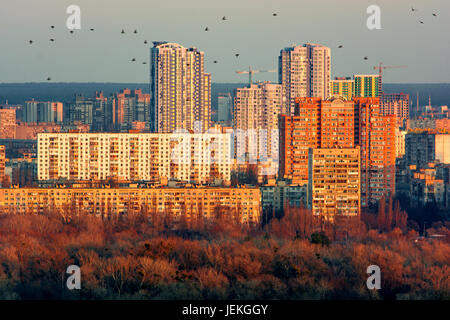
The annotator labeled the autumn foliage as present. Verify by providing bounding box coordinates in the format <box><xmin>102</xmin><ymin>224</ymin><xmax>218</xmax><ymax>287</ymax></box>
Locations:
<box><xmin>0</xmin><ymin>204</ymin><xmax>448</xmax><ymax>300</ymax></box>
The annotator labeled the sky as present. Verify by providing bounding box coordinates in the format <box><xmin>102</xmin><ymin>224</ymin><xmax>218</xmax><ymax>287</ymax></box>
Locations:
<box><xmin>0</xmin><ymin>0</ymin><xmax>449</xmax><ymax>83</ymax></box>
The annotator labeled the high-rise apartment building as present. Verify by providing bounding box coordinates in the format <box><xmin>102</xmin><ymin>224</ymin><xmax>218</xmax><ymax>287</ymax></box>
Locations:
<box><xmin>150</xmin><ymin>42</ymin><xmax>211</xmax><ymax>133</ymax></box>
<box><xmin>279</xmin><ymin>97</ymin><xmax>355</xmax><ymax>184</ymax></box>
<box><xmin>38</xmin><ymin>132</ymin><xmax>232</xmax><ymax>184</ymax></box>
<box><xmin>330</xmin><ymin>77</ymin><xmax>354</xmax><ymax>101</ymax></box>
<box><xmin>24</xmin><ymin>100</ymin><xmax>63</xmax><ymax>123</ymax></box>
<box><xmin>405</xmin><ymin>132</ymin><xmax>450</xmax><ymax>168</ymax></box>
<box><xmin>356</xmin><ymin>97</ymin><xmax>396</xmax><ymax>206</ymax></box>
<box><xmin>354</xmin><ymin>75</ymin><xmax>380</xmax><ymax>98</ymax></box>
<box><xmin>380</xmin><ymin>93</ymin><xmax>410</xmax><ymax>128</ymax></box>
<box><xmin>233</xmin><ymin>82</ymin><xmax>283</xmax><ymax>170</ymax></box>
<box><xmin>308</xmin><ymin>147</ymin><xmax>361</xmax><ymax>221</ymax></box>
<box><xmin>0</xmin><ymin>108</ymin><xmax>16</xmax><ymax>139</ymax></box>
<box><xmin>279</xmin><ymin>43</ymin><xmax>331</xmax><ymax>114</ymax></box>
<box><xmin>279</xmin><ymin>97</ymin><xmax>395</xmax><ymax>206</ymax></box>
<box><xmin>218</xmin><ymin>93</ymin><xmax>232</xmax><ymax>126</ymax></box>
<box><xmin>115</xmin><ymin>89</ymin><xmax>151</xmax><ymax>131</ymax></box>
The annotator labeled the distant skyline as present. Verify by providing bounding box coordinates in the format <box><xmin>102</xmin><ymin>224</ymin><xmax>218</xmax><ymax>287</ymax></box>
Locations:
<box><xmin>0</xmin><ymin>0</ymin><xmax>449</xmax><ymax>83</ymax></box>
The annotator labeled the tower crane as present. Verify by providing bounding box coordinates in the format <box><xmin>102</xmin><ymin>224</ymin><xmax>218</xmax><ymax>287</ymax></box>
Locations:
<box><xmin>373</xmin><ymin>63</ymin><xmax>407</xmax><ymax>94</ymax></box>
<box><xmin>236</xmin><ymin>66</ymin><xmax>277</xmax><ymax>86</ymax></box>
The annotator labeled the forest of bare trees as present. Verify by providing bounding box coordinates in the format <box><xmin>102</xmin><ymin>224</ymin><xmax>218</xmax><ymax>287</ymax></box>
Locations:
<box><xmin>0</xmin><ymin>200</ymin><xmax>448</xmax><ymax>300</ymax></box>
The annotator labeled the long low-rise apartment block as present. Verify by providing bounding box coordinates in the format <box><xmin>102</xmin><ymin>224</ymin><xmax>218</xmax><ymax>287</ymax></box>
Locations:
<box><xmin>0</xmin><ymin>186</ymin><xmax>261</xmax><ymax>224</ymax></box>
<box><xmin>38</xmin><ymin>132</ymin><xmax>232</xmax><ymax>184</ymax></box>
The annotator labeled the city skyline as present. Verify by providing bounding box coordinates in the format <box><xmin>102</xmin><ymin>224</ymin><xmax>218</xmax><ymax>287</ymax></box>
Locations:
<box><xmin>0</xmin><ymin>0</ymin><xmax>449</xmax><ymax>83</ymax></box>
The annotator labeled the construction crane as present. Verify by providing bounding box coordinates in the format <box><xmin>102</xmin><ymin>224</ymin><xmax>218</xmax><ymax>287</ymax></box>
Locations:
<box><xmin>236</xmin><ymin>66</ymin><xmax>277</xmax><ymax>86</ymax></box>
<box><xmin>373</xmin><ymin>63</ymin><xmax>407</xmax><ymax>94</ymax></box>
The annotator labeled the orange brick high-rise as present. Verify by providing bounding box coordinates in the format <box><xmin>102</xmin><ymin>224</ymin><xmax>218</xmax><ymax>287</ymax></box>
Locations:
<box><xmin>355</xmin><ymin>97</ymin><xmax>396</xmax><ymax>206</ymax></box>
<box><xmin>279</xmin><ymin>97</ymin><xmax>356</xmax><ymax>184</ymax></box>
<box><xmin>279</xmin><ymin>96</ymin><xmax>395</xmax><ymax>207</ymax></box>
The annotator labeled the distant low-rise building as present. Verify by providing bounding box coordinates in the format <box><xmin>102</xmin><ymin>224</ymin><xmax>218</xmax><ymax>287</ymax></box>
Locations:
<box><xmin>260</xmin><ymin>180</ymin><xmax>307</xmax><ymax>212</ymax></box>
<box><xmin>0</xmin><ymin>186</ymin><xmax>261</xmax><ymax>224</ymax></box>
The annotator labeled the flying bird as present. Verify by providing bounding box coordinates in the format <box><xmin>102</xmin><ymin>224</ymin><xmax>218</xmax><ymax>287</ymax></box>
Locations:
<box><xmin>134</xmin><ymin>29</ymin><xmax>138</xmax><ymax>34</ymax></box>
<box><xmin>235</xmin><ymin>53</ymin><xmax>240</xmax><ymax>58</ymax></box>
<box><xmin>419</xmin><ymin>20</ymin><xmax>424</xmax><ymax>24</ymax></box>
<box><xmin>213</xmin><ymin>60</ymin><xmax>218</xmax><ymax>64</ymax></box>
<box><xmin>28</xmin><ymin>40</ymin><xmax>33</xmax><ymax>45</ymax></box>
<box><xmin>90</xmin><ymin>28</ymin><xmax>95</xmax><ymax>31</ymax></box>
<box><xmin>50</xmin><ymin>26</ymin><xmax>55</xmax><ymax>29</ymax></box>
<box><xmin>144</xmin><ymin>40</ymin><xmax>148</xmax><ymax>44</ymax></box>
<box><xmin>411</xmin><ymin>7</ymin><xmax>417</xmax><ymax>12</ymax></box>
<box><xmin>131</xmin><ymin>58</ymin><xmax>136</xmax><ymax>62</ymax></box>
<box><xmin>46</xmin><ymin>77</ymin><xmax>51</xmax><ymax>81</ymax></box>
<box><xmin>432</xmin><ymin>13</ymin><xmax>437</xmax><ymax>17</ymax></box>
<box><xmin>50</xmin><ymin>39</ymin><xmax>55</xmax><ymax>42</ymax></box>
<box><xmin>69</xmin><ymin>30</ymin><xmax>74</xmax><ymax>34</ymax></box>
<box><xmin>142</xmin><ymin>62</ymin><xmax>147</xmax><ymax>64</ymax></box>
<box><xmin>205</xmin><ymin>27</ymin><xmax>209</xmax><ymax>31</ymax></box>
<box><xmin>121</xmin><ymin>29</ymin><xmax>125</xmax><ymax>34</ymax></box>
<box><xmin>338</xmin><ymin>45</ymin><xmax>343</xmax><ymax>48</ymax></box>
<box><xmin>222</xmin><ymin>16</ymin><xmax>227</xmax><ymax>21</ymax></box>
<box><xmin>273</xmin><ymin>13</ymin><xmax>277</xmax><ymax>16</ymax></box>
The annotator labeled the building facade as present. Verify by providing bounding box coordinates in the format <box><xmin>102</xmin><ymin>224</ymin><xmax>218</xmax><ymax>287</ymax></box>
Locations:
<box><xmin>354</xmin><ymin>75</ymin><xmax>380</xmax><ymax>98</ymax></box>
<box><xmin>0</xmin><ymin>186</ymin><xmax>261</xmax><ymax>224</ymax></box>
<box><xmin>330</xmin><ymin>77</ymin><xmax>354</xmax><ymax>101</ymax></box>
<box><xmin>233</xmin><ymin>82</ymin><xmax>283</xmax><ymax>175</ymax></box>
<box><xmin>279</xmin><ymin>43</ymin><xmax>331</xmax><ymax>114</ymax></box>
<box><xmin>150</xmin><ymin>42</ymin><xmax>211</xmax><ymax>133</ymax></box>
<box><xmin>380</xmin><ymin>93</ymin><xmax>410</xmax><ymax>128</ymax></box>
<box><xmin>0</xmin><ymin>108</ymin><xmax>16</xmax><ymax>139</ymax></box>
<box><xmin>279</xmin><ymin>97</ymin><xmax>355</xmax><ymax>185</ymax></box>
<box><xmin>38</xmin><ymin>132</ymin><xmax>232</xmax><ymax>184</ymax></box>
<box><xmin>307</xmin><ymin>147</ymin><xmax>361</xmax><ymax>221</ymax></box>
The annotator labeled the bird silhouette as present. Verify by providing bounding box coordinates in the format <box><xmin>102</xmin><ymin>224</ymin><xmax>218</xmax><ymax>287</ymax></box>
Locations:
<box><xmin>338</xmin><ymin>45</ymin><xmax>343</xmax><ymax>48</ymax></box>
<box><xmin>131</xmin><ymin>58</ymin><xmax>136</xmax><ymax>62</ymax></box>
<box><xmin>28</xmin><ymin>40</ymin><xmax>33</xmax><ymax>45</ymax></box>
<box><xmin>205</xmin><ymin>27</ymin><xmax>209</xmax><ymax>31</ymax></box>
<box><xmin>419</xmin><ymin>20</ymin><xmax>424</xmax><ymax>24</ymax></box>
<box><xmin>363</xmin><ymin>56</ymin><xmax>368</xmax><ymax>60</ymax></box>
<box><xmin>134</xmin><ymin>29</ymin><xmax>138</xmax><ymax>34</ymax></box>
<box><xmin>412</xmin><ymin>7</ymin><xmax>417</xmax><ymax>12</ymax></box>
<box><xmin>50</xmin><ymin>26</ymin><xmax>55</xmax><ymax>29</ymax></box>
<box><xmin>142</xmin><ymin>62</ymin><xmax>147</xmax><ymax>64</ymax></box>
<box><xmin>50</xmin><ymin>39</ymin><xmax>55</xmax><ymax>42</ymax></box>
<box><xmin>46</xmin><ymin>77</ymin><xmax>51</xmax><ymax>81</ymax></box>
<box><xmin>222</xmin><ymin>16</ymin><xmax>227</xmax><ymax>21</ymax></box>
<box><xmin>90</xmin><ymin>28</ymin><xmax>95</xmax><ymax>31</ymax></box>
<box><xmin>432</xmin><ymin>13</ymin><xmax>437</xmax><ymax>17</ymax></box>
<box><xmin>235</xmin><ymin>53</ymin><xmax>240</xmax><ymax>58</ymax></box>
<box><xmin>213</xmin><ymin>60</ymin><xmax>218</xmax><ymax>64</ymax></box>
<box><xmin>144</xmin><ymin>40</ymin><xmax>148</xmax><ymax>44</ymax></box>
<box><xmin>69</xmin><ymin>30</ymin><xmax>74</xmax><ymax>34</ymax></box>
<box><xmin>273</xmin><ymin>13</ymin><xmax>277</xmax><ymax>16</ymax></box>
<box><xmin>121</xmin><ymin>29</ymin><xmax>125</xmax><ymax>34</ymax></box>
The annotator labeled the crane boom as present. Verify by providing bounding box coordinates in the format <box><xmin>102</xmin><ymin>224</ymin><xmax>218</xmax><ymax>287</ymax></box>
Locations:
<box><xmin>373</xmin><ymin>63</ymin><xmax>408</xmax><ymax>94</ymax></box>
<box><xmin>235</xmin><ymin>66</ymin><xmax>276</xmax><ymax>86</ymax></box>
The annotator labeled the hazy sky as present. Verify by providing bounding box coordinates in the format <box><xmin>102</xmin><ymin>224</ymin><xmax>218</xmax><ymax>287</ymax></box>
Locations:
<box><xmin>0</xmin><ymin>0</ymin><xmax>449</xmax><ymax>83</ymax></box>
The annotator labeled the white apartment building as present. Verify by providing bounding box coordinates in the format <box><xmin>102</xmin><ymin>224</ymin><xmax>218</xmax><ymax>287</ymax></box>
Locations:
<box><xmin>233</xmin><ymin>82</ymin><xmax>282</xmax><ymax>174</ymax></box>
<box><xmin>150</xmin><ymin>42</ymin><xmax>211</xmax><ymax>133</ymax></box>
<box><xmin>38</xmin><ymin>132</ymin><xmax>232</xmax><ymax>184</ymax></box>
<box><xmin>279</xmin><ymin>43</ymin><xmax>331</xmax><ymax>114</ymax></box>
